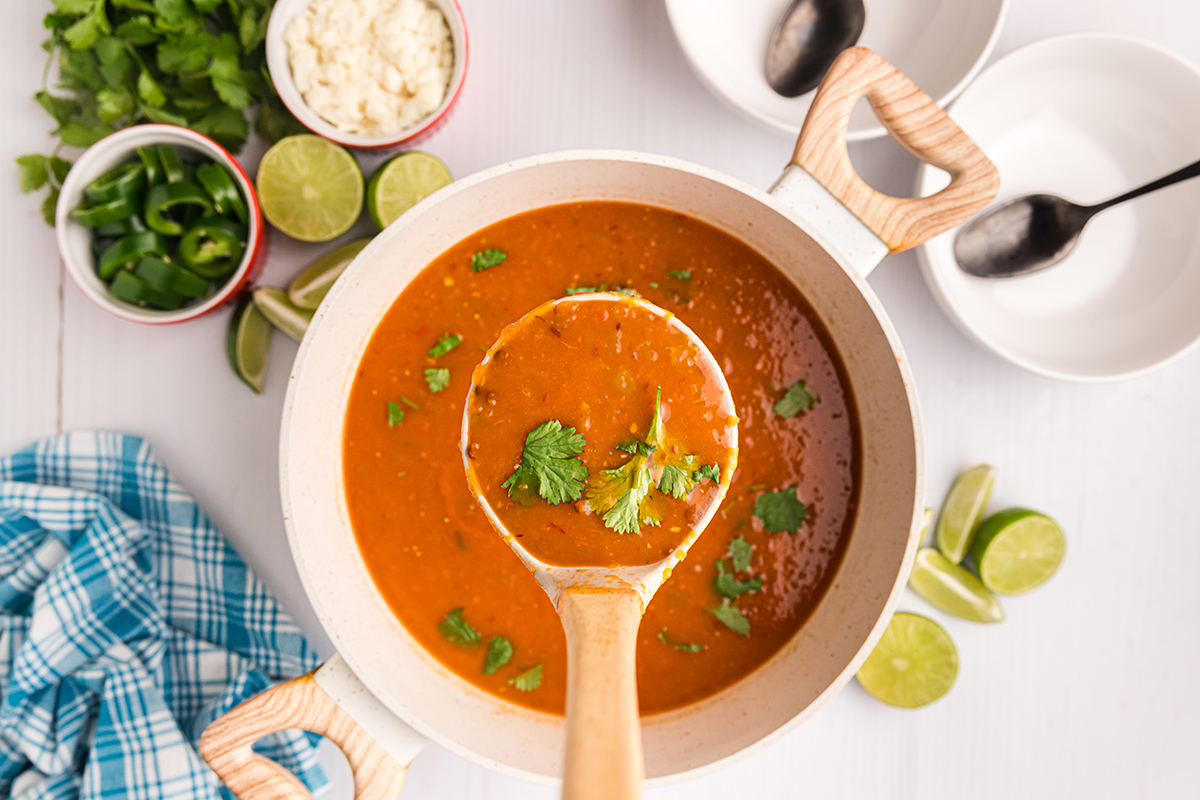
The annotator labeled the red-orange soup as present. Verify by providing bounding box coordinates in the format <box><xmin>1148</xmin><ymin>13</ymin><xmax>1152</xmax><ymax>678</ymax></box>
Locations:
<box><xmin>464</xmin><ymin>295</ymin><xmax>738</xmax><ymax>567</ymax></box>
<box><xmin>343</xmin><ymin>202</ymin><xmax>859</xmax><ymax>715</ymax></box>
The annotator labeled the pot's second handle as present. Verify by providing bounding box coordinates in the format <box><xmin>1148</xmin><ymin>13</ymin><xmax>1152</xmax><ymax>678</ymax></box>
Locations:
<box><xmin>793</xmin><ymin>47</ymin><xmax>999</xmax><ymax>253</ymax></box>
<box><xmin>200</xmin><ymin>655</ymin><xmax>426</xmax><ymax>800</ymax></box>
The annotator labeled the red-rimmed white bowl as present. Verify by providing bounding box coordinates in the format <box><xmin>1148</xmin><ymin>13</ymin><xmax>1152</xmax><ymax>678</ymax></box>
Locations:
<box><xmin>265</xmin><ymin>0</ymin><xmax>468</xmax><ymax>151</ymax></box>
<box><xmin>55</xmin><ymin>124</ymin><xmax>267</xmax><ymax>325</ymax></box>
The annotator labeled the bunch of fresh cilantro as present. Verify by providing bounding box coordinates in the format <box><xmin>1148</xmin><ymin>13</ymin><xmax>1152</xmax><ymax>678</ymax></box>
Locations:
<box><xmin>19</xmin><ymin>0</ymin><xmax>306</xmax><ymax>223</ymax></box>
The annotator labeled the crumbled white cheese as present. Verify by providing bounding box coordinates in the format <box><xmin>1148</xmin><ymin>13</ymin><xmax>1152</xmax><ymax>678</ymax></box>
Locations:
<box><xmin>285</xmin><ymin>0</ymin><xmax>454</xmax><ymax>137</ymax></box>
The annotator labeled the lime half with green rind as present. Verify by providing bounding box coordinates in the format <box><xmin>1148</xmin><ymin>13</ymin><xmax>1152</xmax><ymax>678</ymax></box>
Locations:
<box><xmin>256</xmin><ymin>135</ymin><xmax>364</xmax><ymax>242</ymax></box>
<box><xmin>227</xmin><ymin>294</ymin><xmax>272</xmax><ymax>393</ymax></box>
<box><xmin>972</xmin><ymin>508</ymin><xmax>1065</xmax><ymax>595</ymax></box>
<box><xmin>367</xmin><ymin>151</ymin><xmax>452</xmax><ymax>230</ymax></box>
<box><xmin>936</xmin><ymin>464</ymin><xmax>996</xmax><ymax>563</ymax></box>
<box><xmin>857</xmin><ymin>612</ymin><xmax>958</xmax><ymax>709</ymax></box>
<box><xmin>909</xmin><ymin>547</ymin><xmax>1003</xmax><ymax>623</ymax></box>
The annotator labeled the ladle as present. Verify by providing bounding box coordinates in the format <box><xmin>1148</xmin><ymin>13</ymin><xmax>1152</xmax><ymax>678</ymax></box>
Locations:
<box><xmin>461</xmin><ymin>294</ymin><xmax>738</xmax><ymax>800</ymax></box>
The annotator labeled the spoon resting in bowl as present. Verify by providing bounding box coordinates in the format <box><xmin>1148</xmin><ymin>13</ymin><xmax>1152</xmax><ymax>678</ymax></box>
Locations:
<box><xmin>461</xmin><ymin>293</ymin><xmax>738</xmax><ymax>800</ymax></box>
<box><xmin>954</xmin><ymin>155</ymin><xmax>1200</xmax><ymax>278</ymax></box>
<box><xmin>765</xmin><ymin>0</ymin><xmax>866</xmax><ymax>98</ymax></box>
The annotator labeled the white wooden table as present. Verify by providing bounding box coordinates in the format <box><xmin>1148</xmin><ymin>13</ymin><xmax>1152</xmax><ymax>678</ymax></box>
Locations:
<box><xmin>4</xmin><ymin>1</ymin><xmax>1198</xmax><ymax>797</ymax></box>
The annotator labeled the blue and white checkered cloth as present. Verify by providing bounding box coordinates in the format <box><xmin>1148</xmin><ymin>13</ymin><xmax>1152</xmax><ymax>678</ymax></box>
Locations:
<box><xmin>0</xmin><ymin>432</ymin><xmax>327</xmax><ymax>800</ymax></box>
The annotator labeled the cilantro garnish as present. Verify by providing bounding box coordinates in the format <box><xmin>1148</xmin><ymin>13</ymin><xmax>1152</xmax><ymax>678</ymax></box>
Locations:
<box><xmin>483</xmin><ymin>636</ymin><xmax>513</xmax><ymax>675</ymax></box>
<box><xmin>666</xmin><ymin>269</ymin><xmax>692</xmax><ymax>280</ymax></box>
<box><xmin>773</xmin><ymin>379</ymin><xmax>818</xmax><ymax>418</ymax></box>
<box><xmin>424</xmin><ymin>367</ymin><xmax>450</xmax><ymax>393</ymax></box>
<box><xmin>657</xmin><ymin>464</ymin><xmax>694</xmax><ymax>500</ymax></box>
<box><xmin>501</xmin><ymin>421</ymin><xmax>589</xmax><ymax>505</ymax></box>
<box><xmin>710</xmin><ymin>605</ymin><xmax>750</xmax><ymax>636</ymax></box>
<box><xmin>387</xmin><ymin>401</ymin><xmax>404</xmax><ymax>426</ymax></box>
<box><xmin>658</xmin><ymin>631</ymin><xmax>705</xmax><ymax>652</ymax></box>
<box><xmin>400</xmin><ymin>396</ymin><xmax>421</xmax><ymax>410</ymax></box>
<box><xmin>713</xmin><ymin>561</ymin><xmax>762</xmax><ymax>599</ymax></box>
<box><xmin>586</xmin><ymin>388</ymin><xmax>666</xmax><ymax>534</ymax></box>
<box><xmin>615</xmin><ymin>439</ymin><xmax>656</xmax><ymax>456</ymax></box>
<box><xmin>508</xmin><ymin>664</ymin><xmax>543</xmax><ymax>691</ymax></box>
<box><xmin>728</xmin><ymin>535</ymin><xmax>753</xmax><ymax>572</ymax></box>
<box><xmin>693</xmin><ymin>463</ymin><xmax>720</xmax><ymax>483</ymax></box>
<box><xmin>471</xmin><ymin>249</ymin><xmax>508</xmax><ymax>272</ymax></box>
<box><xmin>438</xmin><ymin>608</ymin><xmax>481</xmax><ymax>648</ymax></box>
<box><xmin>428</xmin><ymin>333</ymin><xmax>462</xmax><ymax>358</ymax></box>
<box><xmin>754</xmin><ymin>489</ymin><xmax>807</xmax><ymax>533</ymax></box>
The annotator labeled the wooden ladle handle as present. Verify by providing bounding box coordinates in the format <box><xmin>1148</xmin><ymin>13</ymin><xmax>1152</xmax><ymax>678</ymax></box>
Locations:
<box><xmin>792</xmin><ymin>47</ymin><xmax>1000</xmax><ymax>252</ymax></box>
<box><xmin>200</xmin><ymin>665</ymin><xmax>411</xmax><ymax>800</ymax></box>
<box><xmin>560</xmin><ymin>587</ymin><xmax>645</xmax><ymax>800</ymax></box>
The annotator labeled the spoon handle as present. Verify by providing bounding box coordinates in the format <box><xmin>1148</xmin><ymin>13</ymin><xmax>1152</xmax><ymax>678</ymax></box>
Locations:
<box><xmin>560</xmin><ymin>587</ymin><xmax>645</xmax><ymax>800</ymax></box>
<box><xmin>1090</xmin><ymin>156</ymin><xmax>1200</xmax><ymax>213</ymax></box>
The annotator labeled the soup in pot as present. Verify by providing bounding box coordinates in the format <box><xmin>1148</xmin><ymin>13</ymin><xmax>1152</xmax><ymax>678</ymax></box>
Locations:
<box><xmin>343</xmin><ymin>201</ymin><xmax>859</xmax><ymax>715</ymax></box>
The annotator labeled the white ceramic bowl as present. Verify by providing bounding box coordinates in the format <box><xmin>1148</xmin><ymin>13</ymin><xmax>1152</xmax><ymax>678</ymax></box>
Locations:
<box><xmin>917</xmin><ymin>33</ymin><xmax>1200</xmax><ymax>382</ymax></box>
<box><xmin>665</xmin><ymin>0</ymin><xmax>1008</xmax><ymax>141</ymax></box>
<box><xmin>265</xmin><ymin>0</ymin><xmax>468</xmax><ymax>150</ymax></box>
<box><xmin>55</xmin><ymin>125</ymin><xmax>266</xmax><ymax>325</ymax></box>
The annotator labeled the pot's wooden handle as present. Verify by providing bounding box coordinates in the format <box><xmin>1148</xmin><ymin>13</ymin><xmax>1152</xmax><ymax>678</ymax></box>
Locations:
<box><xmin>792</xmin><ymin>47</ymin><xmax>1000</xmax><ymax>252</ymax></box>
<box><xmin>199</xmin><ymin>670</ymin><xmax>408</xmax><ymax>800</ymax></box>
<box><xmin>560</xmin><ymin>587</ymin><xmax>645</xmax><ymax>800</ymax></box>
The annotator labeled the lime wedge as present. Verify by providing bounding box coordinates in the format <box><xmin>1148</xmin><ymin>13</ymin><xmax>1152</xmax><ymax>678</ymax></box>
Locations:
<box><xmin>919</xmin><ymin>507</ymin><xmax>935</xmax><ymax>542</ymax></box>
<box><xmin>253</xmin><ymin>287</ymin><xmax>314</xmax><ymax>343</ymax></box>
<box><xmin>256</xmin><ymin>135</ymin><xmax>364</xmax><ymax>242</ymax></box>
<box><xmin>856</xmin><ymin>612</ymin><xmax>957</xmax><ymax>709</ymax></box>
<box><xmin>936</xmin><ymin>464</ymin><xmax>997</xmax><ymax>563</ymax></box>
<box><xmin>367</xmin><ymin>151</ymin><xmax>452</xmax><ymax>230</ymax></box>
<box><xmin>971</xmin><ymin>508</ymin><xmax>1065</xmax><ymax>595</ymax></box>
<box><xmin>909</xmin><ymin>547</ymin><xmax>1003</xmax><ymax>623</ymax></box>
<box><xmin>287</xmin><ymin>238</ymin><xmax>371</xmax><ymax>310</ymax></box>
<box><xmin>227</xmin><ymin>294</ymin><xmax>272</xmax><ymax>393</ymax></box>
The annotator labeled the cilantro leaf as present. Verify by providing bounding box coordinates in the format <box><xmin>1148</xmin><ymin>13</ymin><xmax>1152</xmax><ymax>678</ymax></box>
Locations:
<box><xmin>387</xmin><ymin>401</ymin><xmax>404</xmax><ymax>426</ymax></box>
<box><xmin>728</xmin><ymin>535</ymin><xmax>753</xmax><ymax>572</ymax></box>
<box><xmin>666</xmin><ymin>269</ymin><xmax>691</xmax><ymax>279</ymax></box>
<box><xmin>588</xmin><ymin>462</ymin><xmax>654</xmax><ymax>534</ymax></box>
<box><xmin>713</xmin><ymin>561</ymin><xmax>762</xmax><ymax>599</ymax></box>
<box><xmin>658</xmin><ymin>631</ymin><xmax>705</xmax><ymax>652</ymax></box>
<box><xmin>470</xmin><ymin>249</ymin><xmax>507</xmax><ymax>272</ymax></box>
<box><xmin>693</xmin><ymin>463</ymin><xmax>720</xmax><ymax>483</ymax></box>
<box><xmin>754</xmin><ymin>489</ymin><xmax>807</xmax><ymax>533</ymax></box>
<box><xmin>483</xmin><ymin>636</ymin><xmax>513</xmax><ymax>675</ymax></box>
<box><xmin>427</xmin><ymin>332</ymin><xmax>462</xmax><ymax>358</ymax></box>
<box><xmin>424</xmin><ymin>367</ymin><xmax>450</xmax><ymax>393</ymax></box>
<box><xmin>710</xmin><ymin>604</ymin><xmax>750</xmax><ymax>636</ymax></box>
<box><xmin>657</xmin><ymin>464</ymin><xmax>694</xmax><ymax>500</ymax></box>
<box><xmin>438</xmin><ymin>608</ymin><xmax>481</xmax><ymax>648</ymax></box>
<box><xmin>508</xmin><ymin>664</ymin><xmax>543</xmax><ymax>692</ymax></box>
<box><xmin>773</xmin><ymin>379</ymin><xmax>818</xmax><ymax>418</ymax></box>
<box><xmin>564</xmin><ymin>284</ymin><xmax>641</xmax><ymax>298</ymax></box>
<box><xmin>501</xmin><ymin>421</ymin><xmax>589</xmax><ymax>506</ymax></box>
<box><xmin>615</xmin><ymin>438</ymin><xmax>655</xmax><ymax>456</ymax></box>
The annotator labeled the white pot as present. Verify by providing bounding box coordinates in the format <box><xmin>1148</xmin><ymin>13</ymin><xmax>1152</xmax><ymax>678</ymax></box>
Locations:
<box><xmin>200</xmin><ymin>48</ymin><xmax>998</xmax><ymax>798</ymax></box>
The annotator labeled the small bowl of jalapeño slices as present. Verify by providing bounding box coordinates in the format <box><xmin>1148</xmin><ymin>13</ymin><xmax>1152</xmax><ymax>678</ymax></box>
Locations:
<box><xmin>56</xmin><ymin>124</ymin><xmax>266</xmax><ymax>324</ymax></box>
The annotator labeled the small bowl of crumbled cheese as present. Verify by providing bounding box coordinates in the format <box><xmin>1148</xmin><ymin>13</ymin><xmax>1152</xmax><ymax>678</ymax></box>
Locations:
<box><xmin>266</xmin><ymin>0</ymin><xmax>466</xmax><ymax>149</ymax></box>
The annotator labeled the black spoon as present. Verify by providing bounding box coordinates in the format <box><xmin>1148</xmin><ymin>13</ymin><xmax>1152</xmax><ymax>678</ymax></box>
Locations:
<box><xmin>765</xmin><ymin>0</ymin><xmax>866</xmax><ymax>98</ymax></box>
<box><xmin>954</xmin><ymin>157</ymin><xmax>1200</xmax><ymax>278</ymax></box>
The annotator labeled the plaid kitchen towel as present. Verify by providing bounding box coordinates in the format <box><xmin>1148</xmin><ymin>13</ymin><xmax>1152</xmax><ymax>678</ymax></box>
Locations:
<box><xmin>0</xmin><ymin>432</ymin><xmax>327</xmax><ymax>800</ymax></box>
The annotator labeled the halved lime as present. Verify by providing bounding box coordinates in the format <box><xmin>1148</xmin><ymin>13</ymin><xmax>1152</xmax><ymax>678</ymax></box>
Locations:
<box><xmin>227</xmin><ymin>294</ymin><xmax>273</xmax><ymax>393</ymax></box>
<box><xmin>367</xmin><ymin>151</ymin><xmax>452</xmax><ymax>230</ymax></box>
<box><xmin>287</xmin><ymin>238</ymin><xmax>371</xmax><ymax>310</ymax></box>
<box><xmin>857</xmin><ymin>612</ymin><xmax>958</xmax><ymax>709</ymax></box>
<box><xmin>936</xmin><ymin>464</ymin><xmax>996</xmax><ymax>563</ymax></box>
<box><xmin>256</xmin><ymin>135</ymin><xmax>364</xmax><ymax>242</ymax></box>
<box><xmin>253</xmin><ymin>287</ymin><xmax>313</xmax><ymax>343</ymax></box>
<box><xmin>971</xmin><ymin>508</ymin><xmax>1065</xmax><ymax>595</ymax></box>
<box><xmin>909</xmin><ymin>547</ymin><xmax>1003</xmax><ymax>623</ymax></box>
